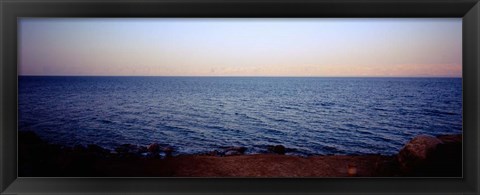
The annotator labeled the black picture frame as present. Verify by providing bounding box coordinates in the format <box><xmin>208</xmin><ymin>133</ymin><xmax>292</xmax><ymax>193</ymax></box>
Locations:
<box><xmin>1</xmin><ymin>0</ymin><xmax>479</xmax><ymax>194</ymax></box>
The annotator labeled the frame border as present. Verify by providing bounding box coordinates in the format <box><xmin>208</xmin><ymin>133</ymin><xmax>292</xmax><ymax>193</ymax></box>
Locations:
<box><xmin>1</xmin><ymin>0</ymin><xmax>479</xmax><ymax>194</ymax></box>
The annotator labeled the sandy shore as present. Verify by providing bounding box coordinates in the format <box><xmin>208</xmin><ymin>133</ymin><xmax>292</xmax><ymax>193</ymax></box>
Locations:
<box><xmin>95</xmin><ymin>154</ymin><xmax>395</xmax><ymax>177</ymax></box>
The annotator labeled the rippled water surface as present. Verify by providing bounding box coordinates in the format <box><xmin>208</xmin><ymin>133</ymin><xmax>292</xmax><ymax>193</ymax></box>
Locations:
<box><xmin>19</xmin><ymin>76</ymin><xmax>462</xmax><ymax>155</ymax></box>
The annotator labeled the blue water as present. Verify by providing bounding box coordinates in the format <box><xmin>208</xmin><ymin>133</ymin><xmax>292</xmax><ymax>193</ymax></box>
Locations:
<box><xmin>18</xmin><ymin>76</ymin><xmax>462</xmax><ymax>156</ymax></box>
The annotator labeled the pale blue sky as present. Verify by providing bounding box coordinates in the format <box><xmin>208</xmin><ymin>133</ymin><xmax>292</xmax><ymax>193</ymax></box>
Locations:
<box><xmin>19</xmin><ymin>18</ymin><xmax>462</xmax><ymax>77</ymax></box>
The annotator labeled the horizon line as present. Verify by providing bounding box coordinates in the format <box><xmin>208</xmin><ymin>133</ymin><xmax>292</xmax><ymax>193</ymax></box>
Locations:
<box><xmin>18</xmin><ymin>75</ymin><xmax>463</xmax><ymax>78</ymax></box>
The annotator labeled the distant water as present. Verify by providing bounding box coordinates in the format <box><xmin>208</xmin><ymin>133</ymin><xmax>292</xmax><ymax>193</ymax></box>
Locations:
<box><xmin>18</xmin><ymin>76</ymin><xmax>462</xmax><ymax>156</ymax></box>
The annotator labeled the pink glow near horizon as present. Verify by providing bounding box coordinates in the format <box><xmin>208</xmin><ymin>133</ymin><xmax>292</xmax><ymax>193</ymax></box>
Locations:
<box><xmin>19</xmin><ymin>18</ymin><xmax>462</xmax><ymax>77</ymax></box>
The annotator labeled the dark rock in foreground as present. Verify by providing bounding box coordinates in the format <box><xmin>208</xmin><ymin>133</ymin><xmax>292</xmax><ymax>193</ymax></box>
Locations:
<box><xmin>267</xmin><ymin>145</ymin><xmax>286</xmax><ymax>155</ymax></box>
<box><xmin>148</xmin><ymin>143</ymin><xmax>161</xmax><ymax>153</ymax></box>
<box><xmin>397</xmin><ymin>134</ymin><xmax>443</xmax><ymax>173</ymax></box>
<box><xmin>397</xmin><ymin>134</ymin><xmax>462</xmax><ymax>176</ymax></box>
<box><xmin>162</xmin><ymin>146</ymin><xmax>174</xmax><ymax>157</ymax></box>
<box><xmin>224</xmin><ymin>146</ymin><xmax>247</xmax><ymax>156</ymax></box>
<box><xmin>115</xmin><ymin>144</ymin><xmax>147</xmax><ymax>159</ymax></box>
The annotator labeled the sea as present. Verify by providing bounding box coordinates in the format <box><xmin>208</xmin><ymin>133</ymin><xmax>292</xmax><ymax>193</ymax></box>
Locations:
<box><xmin>18</xmin><ymin>76</ymin><xmax>463</xmax><ymax>156</ymax></box>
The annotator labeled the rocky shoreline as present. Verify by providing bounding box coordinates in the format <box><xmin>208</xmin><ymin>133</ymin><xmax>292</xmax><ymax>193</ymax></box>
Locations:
<box><xmin>19</xmin><ymin>131</ymin><xmax>461</xmax><ymax>177</ymax></box>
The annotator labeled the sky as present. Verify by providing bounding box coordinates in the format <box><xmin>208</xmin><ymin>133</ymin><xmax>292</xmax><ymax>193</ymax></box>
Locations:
<box><xmin>19</xmin><ymin>18</ymin><xmax>462</xmax><ymax>77</ymax></box>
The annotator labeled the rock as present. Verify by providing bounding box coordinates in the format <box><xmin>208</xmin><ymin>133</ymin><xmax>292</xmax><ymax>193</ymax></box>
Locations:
<box><xmin>85</xmin><ymin>144</ymin><xmax>110</xmax><ymax>158</ymax></box>
<box><xmin>268</xmin><ymin>145</ymin><xmax>286</xmax><ymax>155</ymax></box>
<box><xmin>115</xmin><ymin>144</ymin><xmax>133</xmax><ymax>154</ymax></box>
<box><xmin>222</xmin><ymin>146</ymin><xmax>247</xmax><ymax>156</ymax></box>
<box><xmin>148</xmin><ymin>143</ymin><xmax>161</xmax><ymax>153</ymax></box>
<box><xmin>114</xmin><ymin>144</ymin><xmax>146</xmax><ymax>158</ymax></box>
<box><xmin>206</xmin><ymin>150</ymin><xmax>221</xmax><ymax>156</ymax></box>
<box><xmin>225</xmin><ymin>150</ymin><xmax>241</xmax><ymax>156</ymax></box>
<box><xmin>226</xmin><ymin>146</ymin><xmax>246</xmax><ymax>153</ymax></box>
<box><xmin>146</xmin><ymin>144</ymin><xmax>174</xmax><ymax>158</ymax></box>
<box><xmin>145</xmin><ymin>152</ymin><xmax>160</xmax><ymax>159</ymax></box>
<box><xmin>161</xmin><ymin>146</ymin><xmax>174</xmax><ymax>157</ymax></box>
<box><xmin>397</xmin><ymin>135</ymin><xmax>443</xmax><ymax>174</ymax></box>
<box><xmin>138</xmin><ymin>146</ymin><xmax>148</xmax><ymax>154</ymax></box>
<box><xmin>87</xmin><ymin>144</ymin><xmax>110</xmax><ymax>155</ymax></box>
